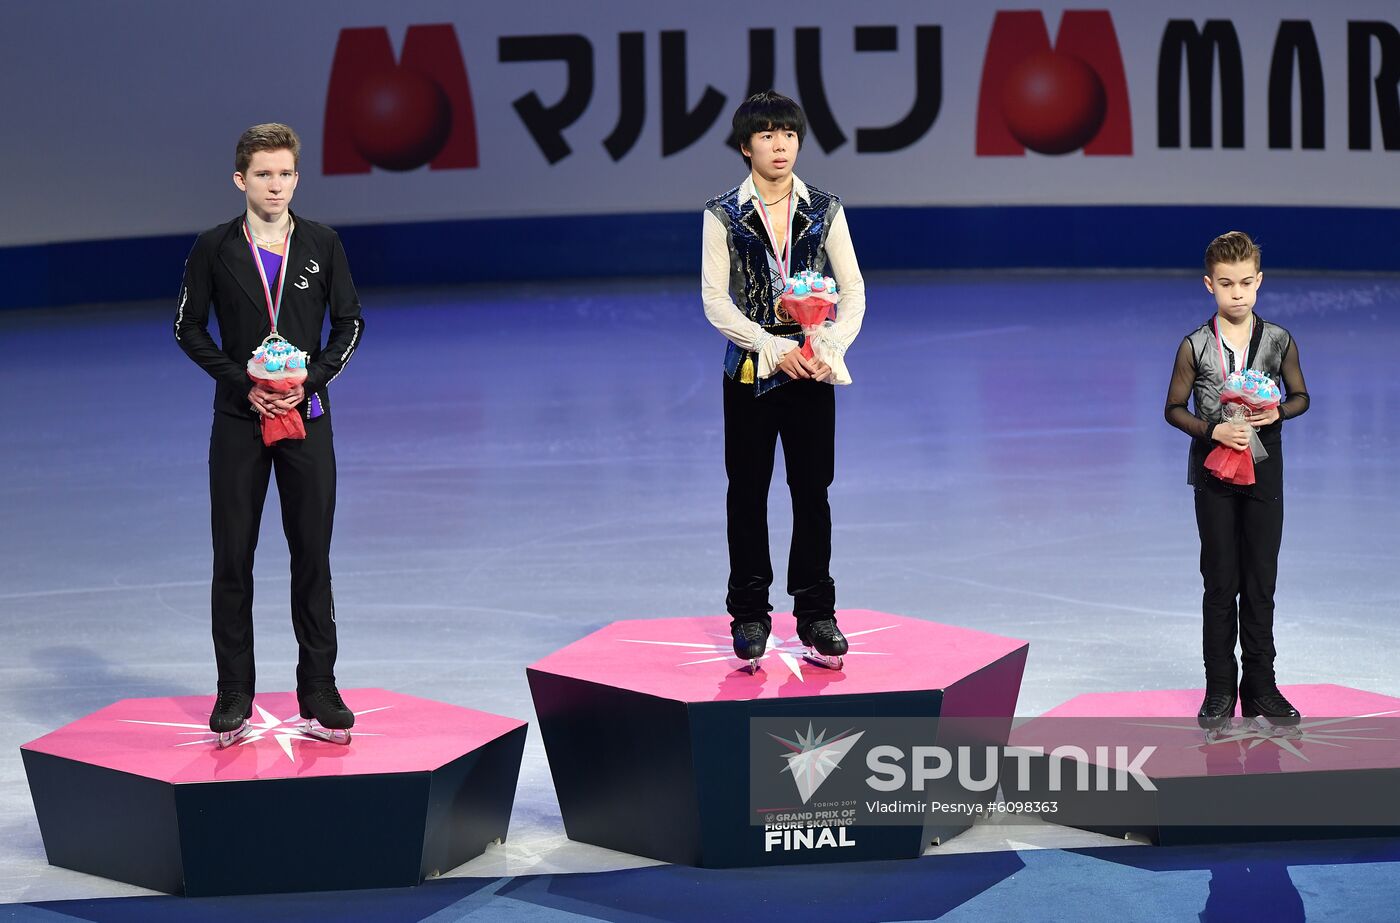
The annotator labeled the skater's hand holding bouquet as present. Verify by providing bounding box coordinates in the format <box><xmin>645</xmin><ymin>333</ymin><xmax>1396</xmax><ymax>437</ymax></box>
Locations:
<box><xmin>247</xmin><ymin>335</ymin><xmax>309</xmax><ymax>446</ymax></box>
<box><xmin>1204</xmin><ymin>369</ymin><xmax>1280</xmax><ymax>486</ymax></box>
<box><xmin>778</xmin><ymin>270</ymin><xmax>851</xmax><ymax>385</ymax></box>
<box><xmin>776</xmin><ymin>346</ymin><xmax>830</xmax><ymax>381</ymax></box>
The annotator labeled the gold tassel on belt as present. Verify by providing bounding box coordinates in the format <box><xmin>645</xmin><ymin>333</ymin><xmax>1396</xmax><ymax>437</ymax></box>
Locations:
<box><xmin>739</xmin><ymin>354</ymin><xmax>755</xmax><ymax>384</ymax></box>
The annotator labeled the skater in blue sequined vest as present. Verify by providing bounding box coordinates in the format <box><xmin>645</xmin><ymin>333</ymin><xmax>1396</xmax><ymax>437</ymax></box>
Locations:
<box><xmin>700</xmin><ymin>91</ymin><xmax>866</xmax><ymax>672</ymax></box>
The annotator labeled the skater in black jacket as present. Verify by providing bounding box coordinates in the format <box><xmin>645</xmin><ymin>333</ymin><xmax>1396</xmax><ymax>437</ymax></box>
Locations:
<box><xmin>176</xmin><ymin>123</ymin><xmax>363</xmax><ymax>746</ymax></box>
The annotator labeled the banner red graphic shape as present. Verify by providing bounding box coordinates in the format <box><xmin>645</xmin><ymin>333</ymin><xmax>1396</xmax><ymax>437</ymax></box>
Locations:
<box><xmin>977</xmin><ymin>11</ymin><xmax>1131</xmax><ymax>156</ymax></box>
<box><xmin>324</xmin><ymin>25</ymin><xmax>479</xmax><ymax>174</ymax></box>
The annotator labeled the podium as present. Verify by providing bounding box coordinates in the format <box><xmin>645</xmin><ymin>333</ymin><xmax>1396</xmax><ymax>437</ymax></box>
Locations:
<box><xmin>528</xmin><ymin>609</ymin><xmax>1028</xmax><ymax>867</ymax></box>
<box><xmin>21</xmin><ymin>689</ymin><xmax>527</xmax><ymax>895</ymax></box>
<box><xmin>1002</xmin><ymin>684</ymin><xmax>1400</xmax><ymax>845</ymax></box>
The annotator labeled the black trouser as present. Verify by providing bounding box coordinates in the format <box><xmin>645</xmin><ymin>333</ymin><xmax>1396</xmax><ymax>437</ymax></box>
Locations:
<box><xmin>1194</xmin><ymin>477</ymin><xmax>1283</xmax><ymax>696</ymax></box>
<box><xmin>209</xmin><ymin>411</ymin><xmax>338</xmax><ymax>694</ymax></box>
<box><xmin>723</xmin><ymin>375</ymin><xmax>835</xmax><ymax>631</ymax></box>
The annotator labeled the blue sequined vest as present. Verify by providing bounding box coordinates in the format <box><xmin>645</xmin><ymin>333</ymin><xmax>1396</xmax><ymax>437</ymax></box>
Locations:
<box><xmin>705</xmin><ymin>182</ymin><xmax>842</xmax><ymax>395</ymax></box>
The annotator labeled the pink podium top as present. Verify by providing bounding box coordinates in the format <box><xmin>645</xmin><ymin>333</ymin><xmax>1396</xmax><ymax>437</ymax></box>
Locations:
<box><xmin>1010</xmin><ymin>685</ymin><xmax>1400</xmax><ymax>779</ymax></box>
<box><xmin>527</xmin><ymin>610</ymin><xmax>1027</xmax><ymax>703</ymax></box>
<box><xmin>21</xmin><ymin>688</ymin><xmax>526</xmax><ymax>784</ymax></box>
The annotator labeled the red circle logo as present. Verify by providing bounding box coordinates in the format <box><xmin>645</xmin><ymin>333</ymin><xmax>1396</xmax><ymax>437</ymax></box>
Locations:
<box><xmin>1000</xmin><ymin>51</ymin><xmax>1107</xmax><ymax>155</ymax></box>
<box><xmin>349</xmin><ymin>68</ymin><xmax>453</xmax><ymax>171</ymax></box>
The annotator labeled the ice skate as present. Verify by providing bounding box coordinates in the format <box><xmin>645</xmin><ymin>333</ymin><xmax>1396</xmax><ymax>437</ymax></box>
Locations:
<box><xmin>297</xmin><ymin>685</ymin><xmax>354</xmax><ymax>744</ymax></box>
<box><xmin>209</xmin><ymin>690</ymin><xmax>253</xmax><ymax>749</ymax></box>
<box><xmin>798</xmin><ymin>618</ymin><xmax>848</xmax><ymax>671</ymax></box>
<box><xmin>731</xmin><ymin>621</ymin><xmax>771</xmax><ymax>674</ymax></box>
<box><xmin>1241</xmin><ymin>688</ymin><xmax>1301</xmax><ymax>728</ymax></box>
<box><xmin>1233</xmin><ymin>715</ymin><xmax>1299</xmax><ymax>742</ymax></box>
<box><xmin>1196</xmin><ymin>689</ymin><xmax>1236</xmax><ymax>732</ymax></box>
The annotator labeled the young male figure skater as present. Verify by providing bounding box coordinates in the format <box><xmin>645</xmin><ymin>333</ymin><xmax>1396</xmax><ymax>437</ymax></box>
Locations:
<box><xmin>1164</xmin><ymin>231</ymin><xmax>1310</xmax><ymax>729</ymax></box>
<box><xmin>701</xmin><ymin>91</ymin><xmax>866</xmax><ymax>670</ymax></box>
<box><xmin>176</xmin><ymin>123</ymin><xmax>364</xmax><ymax>745</ymax></box>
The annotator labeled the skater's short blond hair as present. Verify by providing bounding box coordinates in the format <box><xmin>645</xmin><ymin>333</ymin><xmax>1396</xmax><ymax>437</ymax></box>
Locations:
<box><xmin>1205</xmin><ymin>231</ymin><xmax>1261</xmax><ymax>275</ymax></box>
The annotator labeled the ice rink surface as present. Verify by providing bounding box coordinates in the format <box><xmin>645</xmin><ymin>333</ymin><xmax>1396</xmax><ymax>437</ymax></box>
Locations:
<box><xmin>2</xmin><ymin>270</ymin><xmax>1397</xmax><ymax>901</ymax></box>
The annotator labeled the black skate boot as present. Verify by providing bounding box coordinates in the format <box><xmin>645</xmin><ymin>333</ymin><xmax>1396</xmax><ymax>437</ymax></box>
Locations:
<box><xmin>1196</xmin><ymin>688</ymin><xmax>1237</xmax><ymax>735</ymax></box>
<box><xmin>1241</xmin><ymin>688</ymin><xmax>1301</xmax><ymax>729</ymax></box>
<box><xmin>297</xmin><ymin>685</ymin><xmax>355</xmax><ymax>744</ymax></box>
<box><xmin>209</xmin><ymin>690</ymin><xmax>253</xmax><ymax>749</ymax></box>
<box><xmin>731</xmin><ymin>621</ymin><xmax>771</xmax><ymax>674</ymax></box>
<box><xmin>798</xmin><ymin>618</ymin><xmax>848</xmax><ymax>671</ymax></box>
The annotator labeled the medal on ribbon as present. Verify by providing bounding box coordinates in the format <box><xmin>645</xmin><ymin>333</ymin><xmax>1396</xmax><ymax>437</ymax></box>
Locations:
<box><xmin>245</xmin><ymin>219</ymin><xmax>293</xmax><ymax>336</ymax></box>
<box><xmin>754</xmin><ymin>186</ymin><xmax>795</xmax><ymax>323</ymax></box>
<box><xmin>244</xmin><ymin>221</ymin><xmax>311</xmax><ymax>444</ymax></box>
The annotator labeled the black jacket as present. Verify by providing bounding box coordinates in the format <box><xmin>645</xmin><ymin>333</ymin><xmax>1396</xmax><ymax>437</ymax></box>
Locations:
<box><xmin>175</xmin><ymin>212</ymin><xmax>363</xmax><ymax>418</ymax></box>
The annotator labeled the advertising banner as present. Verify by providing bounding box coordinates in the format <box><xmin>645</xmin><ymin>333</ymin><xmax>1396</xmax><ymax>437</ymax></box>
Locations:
<box><xmin>3</xmin><ymin>1</ymin><xmax>1397</xmax><ymax>247</ymax></box>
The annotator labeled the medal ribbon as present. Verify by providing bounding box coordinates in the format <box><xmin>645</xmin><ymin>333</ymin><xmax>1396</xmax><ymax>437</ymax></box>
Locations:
<box><xmin>753</xmin><ymin>182</ymin><xmax>795</xmax><ymax>286</ymax></box>
<box><xmin>1213</xmin><ymin>314</ymin><xmax>1253</xmax><ymax>383</ymax></box>
<box><xmin>244</xmin><ymin>219</ymin><xmax>293</xmax><ymax>333</ymax></box>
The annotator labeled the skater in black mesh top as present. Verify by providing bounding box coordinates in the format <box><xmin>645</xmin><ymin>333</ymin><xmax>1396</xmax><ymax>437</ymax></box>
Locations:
<box><xmin>1164</xmin><ymin>231</ymin><xmax>1309</xmax><ymax>732</ymax></box>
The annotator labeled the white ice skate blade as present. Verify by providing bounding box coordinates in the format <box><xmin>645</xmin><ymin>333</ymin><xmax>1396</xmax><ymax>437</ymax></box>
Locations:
<box><xmin>299</xmin><ymin>720</ymin><xmax>352</xmax><ymax>745</ymax></box>
<box><xmin>802</xmin><ymin>650</ymin><xmax>844</xmax><ymax>671</ymax></box>
<box><xmin>1241</xmin><ymin>716</ymin><xmax>1302</xmax><ymax>736</ymax></box>
<box><xmin>742</xmin><ymin>660</ymin><xmax>763</xmax><ymax>675</ymax></box>
<box><xmin>215</xmin><ymin>722</ymin><xmax>250</xmax><ymax>749</ymax></box>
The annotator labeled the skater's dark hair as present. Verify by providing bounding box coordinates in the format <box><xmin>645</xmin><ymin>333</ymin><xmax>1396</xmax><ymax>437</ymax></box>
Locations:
<box><xmin>1204</xmin><ymin>231</ymin><xmax>1261</xmax><ymax>276</ymax></box>
<box><xmin>729</xmin><ymin>91</ymin><xmax>806</xmax><ymax>167</ymax></box>
<box><xmin>235</xmin><ymin>123</ymin><xmax>301</xmax><ymax>175</ymax></box>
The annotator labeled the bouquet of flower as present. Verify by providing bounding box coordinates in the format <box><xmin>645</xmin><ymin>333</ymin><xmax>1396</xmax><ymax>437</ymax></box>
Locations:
<box><xmin>247</xmin><ymin>334</ymin><xmax>309</xmax><ymax>447</ymax></box>
<box><xmin>776</xmin><ymin>270</ymin><xmax>851</xmax><ymax>385</ymax></box>
<box><xmin>777</xmin><ymin>270</ymin><xmax>838</xmax><ymax>359</ymax></box>
<box><xmin>1203</xmin><ymin>369</ymin><xmax>1281</xmax><ymax>486</ymax></box>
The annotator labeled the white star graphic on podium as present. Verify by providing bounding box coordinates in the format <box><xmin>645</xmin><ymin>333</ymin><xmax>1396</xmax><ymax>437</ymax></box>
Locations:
<box><xmin>618</xmin><ymin>625</ymin><xmax>895</xmax><ymax>681</ymax></box>
<box><xmin>770</xmin><ymin>723</ymin><xmax>866</xmax><ymax>802</ymax></box>
<box><xmin>1127</xmin><ymin>708</ymin><xmax>1400</xmax><ymax>762</ymax></box>
<box><xmin>121</xmin><ymin>703</ymin><xmax>392</xmax><ymax>762</ymax></box>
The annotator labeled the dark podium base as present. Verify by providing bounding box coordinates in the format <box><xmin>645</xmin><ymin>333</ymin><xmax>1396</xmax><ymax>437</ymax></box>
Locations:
<box><xmin>21</xmin><ymin>689</ymin><xmax>527</xmax><ymax>896</ymax></box>
<box><xmin>1003</xmin><ymin>685</ymin><xmax>1400</xmax><ymax>846</ymax></box>
<box><xmin>528</xmin><ymin>610</ymin><xmax>1029</xmax><ymax>868</ymax></box>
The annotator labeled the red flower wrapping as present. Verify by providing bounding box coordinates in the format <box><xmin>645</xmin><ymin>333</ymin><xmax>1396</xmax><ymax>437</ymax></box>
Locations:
<box><xmin>247</xmin><ymin>371</ymin><xmax>307</xmax><ymax>447</ymax></box>
<box><xmin>1203</xmin><ymin>395</ymin><xmax>1278</xmax><ymax>486</ymax></box>
<box><xmin>779</xmin><ymin>294</ymin><xmax>836</xmax><ymax>359</ymax></box>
